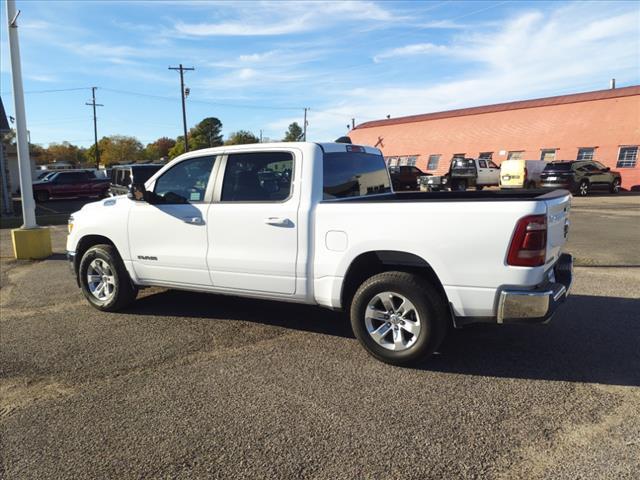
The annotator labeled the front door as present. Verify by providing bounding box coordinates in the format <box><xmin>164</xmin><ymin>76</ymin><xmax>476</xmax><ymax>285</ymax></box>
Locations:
<box><xmin>207</xmin><ymin>151</ymin><xmax>299</xmax><ymax>295</ymax></box>
<box><xmin>128</xmin><ymin>155</ymin><xmax>217</xmax><ymax>286</ymax></box>
<box><xmin>476</xmin><ymin>159</ymin><xmax>491</xmax><ymax>185</ymax></box>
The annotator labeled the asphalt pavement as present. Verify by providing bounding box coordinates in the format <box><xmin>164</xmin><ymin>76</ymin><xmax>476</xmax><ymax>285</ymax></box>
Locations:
<box><xmin>1</xmin><ymin>196</ymin><xmax>638</xmax><ymax>479</ymax></box>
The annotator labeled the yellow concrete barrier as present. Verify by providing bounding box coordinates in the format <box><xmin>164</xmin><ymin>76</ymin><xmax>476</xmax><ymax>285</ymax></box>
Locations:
<box><xmin>11</xmin><ymin>227</ymin><xmax>53</xmax><ymax>259</ymax></box>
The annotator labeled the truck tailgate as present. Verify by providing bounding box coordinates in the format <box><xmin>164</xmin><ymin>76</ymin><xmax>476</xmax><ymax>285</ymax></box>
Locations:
<box><xmin>545</xmin><ymin>192</ymin><xmax>571</xmax><ymax>266</ymax></box>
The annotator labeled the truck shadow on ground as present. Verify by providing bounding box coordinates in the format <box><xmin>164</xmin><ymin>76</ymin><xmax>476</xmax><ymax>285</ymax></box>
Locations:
<box><xmin>129</xmin><ymin>290</ymin><xmax>639</xmax><ymax>387</ymax></box>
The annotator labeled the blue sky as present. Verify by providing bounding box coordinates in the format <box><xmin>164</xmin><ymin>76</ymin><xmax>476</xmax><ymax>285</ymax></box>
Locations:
<box><xmin>1</xmin><ymin>0</ymin><xmax>638</xmax><ymax>148</ymax></box>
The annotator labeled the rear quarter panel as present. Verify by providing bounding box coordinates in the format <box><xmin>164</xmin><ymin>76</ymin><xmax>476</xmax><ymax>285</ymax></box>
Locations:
<box><xmin>314</xmin><ymin>199</ymin><xmax>550</xmax><ymax>317</ymax></box>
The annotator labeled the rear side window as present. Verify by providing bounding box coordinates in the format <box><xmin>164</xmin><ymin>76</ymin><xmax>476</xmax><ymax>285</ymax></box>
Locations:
<box><xmin>323</xmin><ymin>152</ymin><xmax>391</xmax><ymax>199</ymax></box>
<box><xmin>221</xmin><ymin>152</ymin><xmax>293</xmax><ymax>202</ymax></box>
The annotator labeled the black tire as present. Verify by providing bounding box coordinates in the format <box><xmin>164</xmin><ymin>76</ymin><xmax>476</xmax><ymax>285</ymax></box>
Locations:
<box><xmin>577</xmin><ymin>180</ymin><xmax>589</xmax><ymax>197</ymax></box>
<box><xmin>35</xmin><ymin>190</ymin><xmax>49</xmax><ymax>202</ymax></box>
<box><xmin>350</xmin><ymin>271</ymin><xmax>449</xmax><ymax>366</ymax></box>
<box><xmin>78</xmin><ymin>244</ymin><xmax>138</xmax><ymax>311</ymax></box>
<box><xmin>476</xmin><ymin>185</ymin><xmax>484</xmax><ymax>191</ymax></box>
<box><xmin>453</xmin><ymin>180</ymin><xmax>467</xmax><ymax>191</ymax></box>
<box><xmin>526</xmin><ymin>181</ymin><xmax>536</xmax><ymax>189</ymax></box>
<box><xmin>610</xmin><ymin>178</ymin><xmax>621</xmax><ymax>194</ymax></box>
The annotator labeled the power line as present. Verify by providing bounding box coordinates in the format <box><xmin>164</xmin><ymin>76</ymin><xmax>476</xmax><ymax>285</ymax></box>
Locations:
<box><xmin>0</xmin><ymin>86</ymin><xmax>92</xmax><ymax>95</ymax></box>
<box><xmin>99</xmin><ymin>87</ymin><xmax>302</xmax><ymax>111</ymax></box>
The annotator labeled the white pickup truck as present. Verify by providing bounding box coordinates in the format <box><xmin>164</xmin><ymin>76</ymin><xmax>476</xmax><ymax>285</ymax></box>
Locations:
<box><xmin>67</xmin><ymin>141</ymin><xmax>573</xmax><ymax>365</ymax></box>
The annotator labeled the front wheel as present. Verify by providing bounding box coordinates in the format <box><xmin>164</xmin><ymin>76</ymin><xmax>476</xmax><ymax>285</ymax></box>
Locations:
<box><xmin>610</xmin><ymin>179</ymin><xmax>621</xmax><ymax>194</ymax></box>
<box><xmin>350</xmin><ymin>271</ymin><xmax>448</xmax><ymax>366</ymax></box>
<box><xmin>79</xmin><ymin>244</ymin><xmax>138</xmax><ymax>311</ymax></box>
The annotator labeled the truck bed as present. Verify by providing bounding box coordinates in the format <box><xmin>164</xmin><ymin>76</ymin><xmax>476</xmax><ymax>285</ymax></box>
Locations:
<box><xmin>324</xmin><ymin>189</ymin><xmax>569</xmax><ymax>203</ymax></box>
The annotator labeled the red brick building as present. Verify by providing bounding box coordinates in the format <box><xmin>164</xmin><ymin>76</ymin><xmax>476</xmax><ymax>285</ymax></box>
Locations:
<box><xmin>349</xmin><ymin>85</ymin><xmax>640</xmax><ymax>190</ymax></box>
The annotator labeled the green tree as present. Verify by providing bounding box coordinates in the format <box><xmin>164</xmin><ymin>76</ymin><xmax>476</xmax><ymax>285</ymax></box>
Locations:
<box><xmin>168</xmin><ymin>136</ymin><xmax>186</xmax><ymax>159</ymax></box>
<box><xmin>44</xmin><ymin>141</ymin><xmax>86</xmax><ymax>166</ymax></box>
<box><xmin>224</xmin><ymin>130</ymin><xmax>259</xmax><ymax>145</ymax></box>
<box><xmin>87</xmin><ymin>135</ymin><xmax>144</xmax><ymax>166</ymax></box>
<box><xmin>191</xmin><ymin>117</ymin><xmax>223</xmax><ymax>149</ymax></box>
<box><xmin>145</xmin><ymin>136</ymin><xmax>176</xmax><ymax>160</ymax></box>
<box><xmin>282</xmin><ymin>122</ymin><xmax>303</xmax><ymax>142</ymax></box>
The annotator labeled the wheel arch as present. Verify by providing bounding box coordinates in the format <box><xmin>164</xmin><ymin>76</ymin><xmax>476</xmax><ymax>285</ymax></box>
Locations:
<box><xmin>340</xmin><ymin>250</ymin><xmax>449</xmax><ymax>313</ymax></box>
<box><xmin>73</xmin><ymin>234</ymin><xmax>118</xmax><ymax>280</ymax></box>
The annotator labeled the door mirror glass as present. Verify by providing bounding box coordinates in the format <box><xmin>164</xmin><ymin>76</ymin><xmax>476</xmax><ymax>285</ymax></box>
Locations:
<box><xmin>603</xmin><ymin>167</ymin><xmax>610</xmax><ymax>172</ymax></box>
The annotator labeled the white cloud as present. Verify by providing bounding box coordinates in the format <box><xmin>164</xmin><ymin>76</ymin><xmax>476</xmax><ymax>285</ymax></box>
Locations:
<box><xmin>275</xmin><ymin>3</ymin><xmax>640</xmax><ymax>142</ymax></box>
<box><xmin>173</xmin><ymin>0</ymin><xmax>400</xmax><ymax>36</ymax></box>
<box><xmin>373</xmin><ymin>42</ymin><xmax>450</xmax><ymax>62</ymax></box>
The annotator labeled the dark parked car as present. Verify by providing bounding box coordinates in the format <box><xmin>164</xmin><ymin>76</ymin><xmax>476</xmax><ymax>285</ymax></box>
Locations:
<box><xmin>32</xmin><ymin>170</ymin><xmax>110</xmax><ymax>202</ymax></box>
<box><xmin>109</xmin><ymin>164</ymin><xmax>163</xmax><ymax>196</ymax></box>
<box><xmin>389</xmin><ymin>165</ymin><xmax>429</xmax><ymax>191</ymax></box>
<box><xmin>539</xmin><ymin>160</ymin><xmax>621</xmax><ymax>196</ymax></box>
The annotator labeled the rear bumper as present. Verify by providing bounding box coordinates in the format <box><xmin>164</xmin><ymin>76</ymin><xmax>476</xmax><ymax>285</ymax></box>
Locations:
<box><xmin>540</xmin><ymin>181</ymin><xmax>574</xmax><ymax>190</ymax></box>
<box><xmin>497</xmin><ymin>253</ymin><xmax>573</xmax><ymax>324</ymax></box>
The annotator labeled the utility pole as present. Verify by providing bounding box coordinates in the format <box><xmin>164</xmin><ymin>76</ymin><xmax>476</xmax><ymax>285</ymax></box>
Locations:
<box><xmin>259</xmin><ymin>129</ymin><xmax>263</xmax><ymax>143</ymax></box>
<box><xmin>6</xmin><ymin>0</ymin><xmax>35</xmax><ymax>228</ymax></box>
<box><xmin>6</xmin><ymin>0</ymin><xmax>52</xmax><ymax>259</ymax></box>
<box><xmin>169</xmin><ymin>64</ymin><xmax>194</xmax><ymax>152</ymax></box>
<box><xmin>351</xmin><ymin>118</ymin><xmax>355</xmax><ymax>130</ymax></box>
<box><xmin>302</xmin><ymin>107</ymin><xmax>309</xmax><ymax>141</ymax></box>
<box><xmin>85</xmin><ymin>87</ymin><xmax>103</xmax><ymax>169</ymax></box>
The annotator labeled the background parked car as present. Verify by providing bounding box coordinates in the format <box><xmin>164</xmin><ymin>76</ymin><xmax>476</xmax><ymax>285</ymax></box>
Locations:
<box><xmin>540</xmin><ymin>160</ymin><xmax>622</xmax><ymax>196</ymax></box>
<box><xmin>109</xmin><ymin>164</ymin><xmax>163</xmax><ymax>196</ymax></box>
<box><xmin>420</xmin><ymin>157</ymin><xmax>500</xmax><ymax>191</ymax></box>
<box><xmin>500</xmin><ymin>159</ymin><xmax>547</xmax><ymax>189</ymax></box>
<box><xmin>389</xmin><ymin>165</ymin><xmax>429</xmax><ymax>191</ymax></box>
<box><xmin>32</xmin><ymin>170</ymin><xmax>110</xmax><ymax>202</ymax></box>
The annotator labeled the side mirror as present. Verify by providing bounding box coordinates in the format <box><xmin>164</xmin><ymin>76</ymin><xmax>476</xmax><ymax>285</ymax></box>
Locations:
<box><xmin>129</xmin><ymin>183</ymin><xmax>148</xmax><ymax>202</ymax></box>
<box><xmin>603</xmin><ymin>167</ymin><xmax>611</xmax><ymax>172</ymax></box>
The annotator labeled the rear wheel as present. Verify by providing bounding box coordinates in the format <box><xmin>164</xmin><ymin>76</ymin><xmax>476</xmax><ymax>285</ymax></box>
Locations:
<box><xmin>350</xmin><ymin>271</ymin><xmax>448</xmax><ymax>366</ymax></box>
<box><xmin>79</xmin><ymin>244</ymin><xmax>138</xmax><ymax>311</ymax></box>
<box><xmin>610</xmin><ymin>178</ymin><xmax>621</xmax><ymax>194</ymax></box>
<box><xmin>35</xmin><ymin>190</ymin><xmax>49</xmax><ymax>202</ymax></box>
<box><xmin>577</xmin><ymin>180</ymin><xmax>589</xmax><ymax>197</ymax></box>
<box><xmin>476</xmin><ymin>185</ymin><xmax>484</xmax><ymax>191</ymax></box>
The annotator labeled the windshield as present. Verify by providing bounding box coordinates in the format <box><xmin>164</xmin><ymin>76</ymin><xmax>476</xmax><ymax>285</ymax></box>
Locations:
<box><xmin>323</xmin><ymin>152</ymin><xmax>391</xmax><ymax>199</ymax></box>
<box><xmin>132</xmin><ymin>165</ymin><xmax>163</xmax><ymax>184</ymax></box>
<box><xmin>452</xmin><ymin>158</ymin><xmax>475</xmax><ymax>169</ymax></box>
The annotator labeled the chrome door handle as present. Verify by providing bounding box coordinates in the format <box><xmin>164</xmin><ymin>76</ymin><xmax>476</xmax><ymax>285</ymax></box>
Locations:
<box><xmin>183</xmin><ymin>217</ymin><xmax>204</xmax><ymax>225</ymax></box>
<box><xmin>264</xmin><ymin>217</ymin><xmax>290</xmax><ymax>226</ymax></box>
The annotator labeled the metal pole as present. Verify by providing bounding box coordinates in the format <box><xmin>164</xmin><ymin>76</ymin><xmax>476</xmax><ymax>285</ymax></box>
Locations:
<box><xmin>169</xmin><ymin>64</ymin><xmax>194</xmax><ymax>153</ymax></box>
<box><xmin>92</xmin><ymin>87</ymin><xmax>98</xmax><ymax>168</ymax></box>
<box><xmin>303</xmin><ymin>108</ymin><xmax>308</xmax><ymax>141</ymax></box>
<box><xmin>6</xmin><ymin>0</ymin><xmax>36</xmax><ymax>228</ymax></box>
<box><xmin>179</xmin><ymin>65</ymin><xmax>188</xmax><ymax>151</ymax></box>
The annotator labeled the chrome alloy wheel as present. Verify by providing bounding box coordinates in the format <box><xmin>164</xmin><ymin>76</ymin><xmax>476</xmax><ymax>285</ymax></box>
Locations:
<box><xmin>87</xmin><ymin>258</ymin><xmax>116</xmax><ymax>302</ymax></box>
<box><xmin>365</xmin><ymin>291</ymin><xmax>421</xmax><ymax>351</ymax></box>
<box><xmin>579</xmin><ymin>182</ymin><xmax>589</xmax><ymax>196</ymax></box>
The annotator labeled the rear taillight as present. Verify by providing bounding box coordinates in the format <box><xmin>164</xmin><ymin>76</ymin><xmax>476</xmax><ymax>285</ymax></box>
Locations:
<box><xmin>507</xmin><ymin>215</ymin><xmax>547</xmax><ymax>267</ymax></box>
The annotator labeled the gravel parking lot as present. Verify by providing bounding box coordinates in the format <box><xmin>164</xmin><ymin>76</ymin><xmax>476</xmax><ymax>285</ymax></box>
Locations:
<box><xmin>1</xmin><ymin>194</ymin><xmax>638</xmax><ymax>479</ymax></box>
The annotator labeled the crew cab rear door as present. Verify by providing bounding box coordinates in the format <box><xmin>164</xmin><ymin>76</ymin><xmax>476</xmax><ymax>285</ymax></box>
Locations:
<box><xmin>206</xmin><ymin>150</ymin><xmax>299</xmax><ymax>295</ymax></box>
